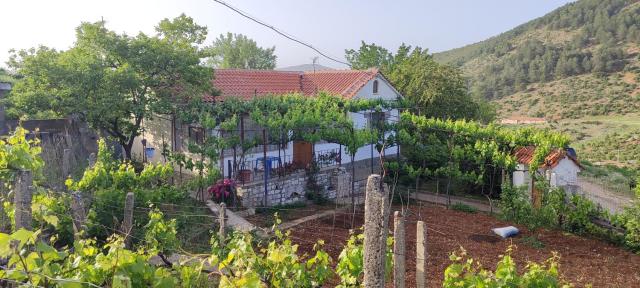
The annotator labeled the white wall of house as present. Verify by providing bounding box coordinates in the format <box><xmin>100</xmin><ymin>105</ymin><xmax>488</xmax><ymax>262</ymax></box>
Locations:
<box><xmin>131</xmin><ymin>116</ymin><xmax>173</xmax><ymax>164</ymax></box>
<box><xmin>512</xmin><ymin>157</ymin><xmax>581</xmax><ymax>196</ymax></box>
<box><xmin>512</xmin><ymin>163</ymin><xmax>532</xmax><ymax>196</ymax></box>
<box><xmin>550</xmin><ymin>158</ymin><xmax>581</xmax><ymax>187</ymax></box>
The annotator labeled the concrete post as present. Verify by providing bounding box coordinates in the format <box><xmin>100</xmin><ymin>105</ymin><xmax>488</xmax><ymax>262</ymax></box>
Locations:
<box><xmin>14</xmin><ymin>170</ymin><xmax>33</xmax><ymax>231</ymax></box>
<box><xmin>219</xmin><ymin>203</ymin><xmax>226</xmax><ymax>243</ymax></box>
<box><xmin>393</xmin><ymin>211</ymin><xmax>405</xmax><ymax>288</ymax></box>
<box><xmin>0</xmin><ymin>180</ymin><xmax>8</xmax><ymax>233</ymax></box>
<box><xmin>123</xmin><ymin>192</ymin><xmax>134</xmax><ymax>248</ymax></box>
<box><xmin>363</xmin><ymin>174</ymin><xmax>387</xmax><ymax>288</ymax></box>
<box><xmin>88</xmin><ymin>152</ymin><xmax>96</xmax><ymax>168</ymax></box>
<box><xmin>416</xmin><ymin>220</ymin><xmax>427</xmax><ymax>288</ymax></box>
<box><xmin>62</xmin><ymin>148</ymin><xmax>71</xmax><ymax>180</ymax></box>
<box><xmin>70</xmin><ymin>192</ymin><xmax>87</xmax><ymax>238</ymax></box>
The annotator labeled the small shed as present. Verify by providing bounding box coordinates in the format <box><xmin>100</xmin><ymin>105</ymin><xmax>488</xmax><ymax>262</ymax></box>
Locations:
<box><xmin>512</xmin><ymin>146</ymin><xmax>582</xmax><ymax>203</ymax></box>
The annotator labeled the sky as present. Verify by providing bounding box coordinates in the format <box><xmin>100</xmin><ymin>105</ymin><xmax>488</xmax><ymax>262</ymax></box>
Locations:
<box><xmin>1</xmin><ymin>0</ymin><xmax>575</xmax><ymax>69</ymax></box>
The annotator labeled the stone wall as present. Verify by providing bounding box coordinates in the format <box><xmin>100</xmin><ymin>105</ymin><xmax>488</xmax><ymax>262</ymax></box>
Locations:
<box><xmin>237</xmin><ymin>166</ymin><xmax>360</xmax><ymax>208</ymax></box>
<box><xmin>4</xmin><ymin>117</ymin><xmax>98</xmax><ymax>189</ymax></box>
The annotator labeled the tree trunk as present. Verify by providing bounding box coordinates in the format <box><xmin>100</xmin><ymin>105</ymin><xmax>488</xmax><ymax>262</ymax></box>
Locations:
<box><xmin>123</xmin><ymin>141</ymin><xmax>133</xmax><ymax>160</ymax></box>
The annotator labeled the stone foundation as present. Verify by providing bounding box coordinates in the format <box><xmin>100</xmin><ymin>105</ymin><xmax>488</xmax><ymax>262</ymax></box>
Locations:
<box><xmin>237</xmin><ymin>166</ymin><xmax>358</xmax><ymax>207</ymax></box>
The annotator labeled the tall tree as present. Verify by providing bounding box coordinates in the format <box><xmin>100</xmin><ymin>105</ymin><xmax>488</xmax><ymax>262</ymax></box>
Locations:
<box><xmin>8</xmin><ymin>14</ymin><xmax>213</xmax><ymax>159</ymax></box>
<box><xmin>206</xmin><ymin>33</ymin><xmax>277</xmax><ymax>69</ymax></box>
<box><xmin>344</xmin><ymin>41</ymin><xmax>394</xmax><ymax>70</ymax></box>
<box><xmin>346</xmin><ymin>42</ymin><xmax>485</xmax><ymax>121</ymax></box>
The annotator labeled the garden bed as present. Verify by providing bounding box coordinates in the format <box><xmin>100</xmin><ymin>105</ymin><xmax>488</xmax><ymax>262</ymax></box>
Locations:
<box><xmin>289</xmin><ymin>202</ymin><xmax>640</xmax><ymax>287</ymax></box>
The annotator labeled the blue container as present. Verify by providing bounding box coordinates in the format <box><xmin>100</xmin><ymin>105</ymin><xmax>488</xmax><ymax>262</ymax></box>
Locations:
<box><xmin>145</xmin><ymin>147</ymin><xmax>155</xmax><ymax>159</ymax></box>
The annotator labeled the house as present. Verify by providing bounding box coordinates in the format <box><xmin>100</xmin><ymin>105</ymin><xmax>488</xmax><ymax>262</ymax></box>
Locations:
<box><xmin>132</xmin><ymin>68</ymin><xmax>402</xmax><ymax>179</ymax></box>
<box><xmin>512</xmin><ymin>146</ymin><xmax>581</xmax><ymax>200</ymax></box>
<box><xmin>500</xmin><ymin>116</ymin><xmax>547</xmax><ymax>125</ymax></box>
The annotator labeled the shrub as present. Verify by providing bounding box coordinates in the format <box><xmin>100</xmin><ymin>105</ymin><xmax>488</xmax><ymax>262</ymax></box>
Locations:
<box><xmin>443</xmin><ymin>246</ymin><xmax>571</xmax><ymax>287</ymax></box>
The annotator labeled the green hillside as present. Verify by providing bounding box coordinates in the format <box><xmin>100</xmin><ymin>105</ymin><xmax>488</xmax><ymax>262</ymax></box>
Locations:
<box><xmin>434</xmin><ymin>0</ymin><xmax>640</xmax><ymax>168</ymax></box>
<box><xmin>435</xmin><ymin>0</ymin><xmax>640</xmax><ymax>107</ymax></box>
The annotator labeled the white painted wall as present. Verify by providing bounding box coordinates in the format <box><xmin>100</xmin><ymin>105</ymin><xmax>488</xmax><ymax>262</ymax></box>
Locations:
<box><xmin>512</xmin><ymin>157</ymin><xmax>580</xmax><ymax>196</ymax></box>
<box><xmin>512</xmin><ymin>163</ymin><xmax>532</xmax><ymax>196</ymax></box>
<box><xmin>550</xmin><ymin>158</ymin><xmax>580</xmax><ymax>186</ymax></box>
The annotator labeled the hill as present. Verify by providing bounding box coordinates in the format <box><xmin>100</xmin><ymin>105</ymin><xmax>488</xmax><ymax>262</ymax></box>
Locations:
<box><xmin>435</xmin><ymin>0</ymin><xmax>639</xmax><ymax>108</ymax></box>
<box><xmin>434</xmin><ymin>0</ymin><xmax>640</xmax><ymax>168</ymax></box>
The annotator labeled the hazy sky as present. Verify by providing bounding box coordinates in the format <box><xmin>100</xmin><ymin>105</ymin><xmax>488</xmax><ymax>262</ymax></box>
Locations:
<box><xmin>1</xmin><ymin>0</ymin><xmax>574</xmax><ymax>69</ymax></box>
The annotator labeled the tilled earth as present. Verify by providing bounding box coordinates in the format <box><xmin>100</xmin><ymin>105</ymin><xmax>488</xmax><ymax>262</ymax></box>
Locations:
<box><xmin>289</xmin><ymin>203</ymin><xmax>640</xmax><ymax>287</ymax></box>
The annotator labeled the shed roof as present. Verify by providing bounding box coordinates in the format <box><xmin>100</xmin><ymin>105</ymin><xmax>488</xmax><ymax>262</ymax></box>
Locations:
<box><xmin>514</xmin><ymin>146</ymin><xmax>581</xmax><ymax>169</ymax></box>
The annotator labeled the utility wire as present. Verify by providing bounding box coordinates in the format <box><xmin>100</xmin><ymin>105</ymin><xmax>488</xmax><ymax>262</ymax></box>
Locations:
<box><xmin>210</xmin><ymin>0</ymin><xmax>351</xmax><ymax>67</ymax></box>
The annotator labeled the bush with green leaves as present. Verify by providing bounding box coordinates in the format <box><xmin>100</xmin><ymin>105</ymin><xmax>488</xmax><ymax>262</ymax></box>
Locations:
<box><xmin>499</xmin><ymin>183</ymin><xmax>607</xmax><ymax>233</ymax></box>
<box><xmin>65</xmin><ymin>139</ymin><xmax>187</xmax><ymax>242</ymax></box>
<box><xmin>335</xmin><ymin>231</ymin><xmax>393</xmax><ymax>287</ymax></box>
<box><xmin>612</xmin><ymin>177</ymin><xmax>640</xmax><ymax>252</ymax></box>
<box><xmin>0</xmin><ymin>209</ymin><xmax>208</xmax><ymax>287</ymax></box>
<box><xmin>443</xmin><ymin>246</ymin><xmax>571</xmax><ymax>287</ymax></box>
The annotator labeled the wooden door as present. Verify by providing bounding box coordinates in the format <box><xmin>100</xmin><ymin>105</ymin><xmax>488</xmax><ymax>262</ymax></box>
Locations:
<box><xmin>293</xmin><ymin>141</ymin><xmax>312</xmax><ymax>169</ymax></box>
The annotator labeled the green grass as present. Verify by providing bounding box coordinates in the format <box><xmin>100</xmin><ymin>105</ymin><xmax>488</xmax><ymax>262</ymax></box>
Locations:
<box><xmin>519</xmin><ymin>235</ymin><xmax>546</xmax><ymax>249</ymax></box>
<box><xmin>450</xmin><ymin>202</ymin><xmax>478</xmax><ymax>214</ymax></box>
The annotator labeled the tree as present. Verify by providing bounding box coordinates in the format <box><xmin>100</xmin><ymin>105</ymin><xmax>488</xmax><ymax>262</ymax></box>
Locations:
<box><xmin>388</xmin><ymin>47</ymin><xmax>481</xmax><ymax>120</ymax></box>
<box><xmin>8</xmin><ymin>14</ymin><xmax>213</xmax><ymax>159</ymax></box>
<box><xmin>346</xmin><ymin>42</ymin><xmax>486</xmax><ymax>121</ymax></box>
<box><xmin>344</xmin><ymin>41</ymin><xmax>394</xmax><ymax>70</ymax></box>
<box><xmin>206</xmin><ymin>33</ymin><xmax>277</xmax><ymax>69</ymax></box>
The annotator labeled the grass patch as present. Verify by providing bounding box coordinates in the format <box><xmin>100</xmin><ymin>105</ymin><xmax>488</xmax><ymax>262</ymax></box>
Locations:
<box><xmin>519</xmin><ymin>235</ymin><xmax>546</xmax><ymax>249</ymax></box>
<box><xmin>451</xmin><ymin>202</ymin><xmax>478</xmax><ymax>213</ymax></box>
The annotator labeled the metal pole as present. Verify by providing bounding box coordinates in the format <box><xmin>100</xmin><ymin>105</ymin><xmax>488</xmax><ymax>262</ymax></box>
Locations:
<box><xmin>263</xmin><ymin>129</ymin><xmax>268</xmax><ymax>207</ymax></box>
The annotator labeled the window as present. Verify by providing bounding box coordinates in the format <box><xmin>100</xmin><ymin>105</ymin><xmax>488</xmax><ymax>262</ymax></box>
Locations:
<box><xmin>372</xmin><ymin>80</ymin><xmax>379</xmax><ymax>94</ymax></box>
<box><xmin>366</xmin><ymin>111</ymin><xmax>387</xmax><ymax>131</ymax></box>
<box><xmin>188</xmin><ymin>126</ymin><xmax>205</xmax><ymax>145</ymax></box>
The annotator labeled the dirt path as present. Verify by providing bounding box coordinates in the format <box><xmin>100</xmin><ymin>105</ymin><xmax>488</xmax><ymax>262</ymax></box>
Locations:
<box><xmin>577</xmin><ymin>176</ymin><xmax>635</xmax><ymax>214</ymax></box>
<box><xmin>410</xmin><ymin>191</ymin><xmax>498</xmax><ymax>213</ymax></box>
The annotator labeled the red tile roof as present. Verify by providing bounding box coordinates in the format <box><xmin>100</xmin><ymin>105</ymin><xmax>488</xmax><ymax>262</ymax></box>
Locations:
<box><xmin>300</xmin><ymin>69</ymin><xmax>379</xmax><ymax>98</ymax></box>
<box><xmin>206</xmin><ymin>68</ymin><xmax>380</xmax><ymax>101</ymax></box>
<box><xmin>208</xmin><ymin>69</ymin><xmax>302</xmax><ymax>101</ymax></box>
<box><xmin>514</xmin><ymin>146</ymin><xmax>580</xmax><ymax>169</ymax></box>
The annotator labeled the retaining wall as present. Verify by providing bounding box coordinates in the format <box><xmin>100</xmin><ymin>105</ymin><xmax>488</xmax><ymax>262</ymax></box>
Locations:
<box><xmin>237</xmin><ymin>166</ymin><xmax>362</xmax><ymax>207</ymax></box>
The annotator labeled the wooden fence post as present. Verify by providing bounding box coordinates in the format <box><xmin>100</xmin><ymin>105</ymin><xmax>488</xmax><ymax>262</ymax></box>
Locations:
<box><xmin>219</xmin><ymin>203</ymin><xmax>226</xmax><ymax>243</ymax></box>
<box><xmin>363</xmin><ymin>174</ymin><xmax>387</xmax><ymax>288</ymax></box>
<box><xmin>416</xmin><ymin>220</ymin><xmax>427</xmax><ymax>288</ymax></box>
<box><xmin>70</xmin><ymin>192</ymin><xmax>87</xmax><ymax>238</ymax></box>
<box><xmin>14</xmin><ymin>170</ymin><xmax>33</xmax><ymax>231</ymax></box>
<box><xmin>393</xmin><ymin>211</ymin><xmax>405</xmax><ymax>288</ymax></box>
<box><xmin>123</xmin><ymin>192</ymin><xmax>134</xmax><ymax>248</ymax></box>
